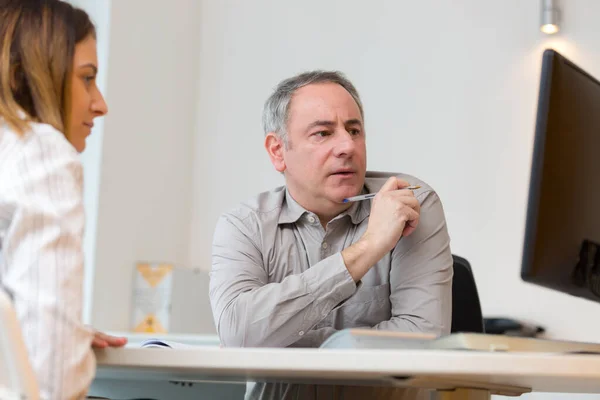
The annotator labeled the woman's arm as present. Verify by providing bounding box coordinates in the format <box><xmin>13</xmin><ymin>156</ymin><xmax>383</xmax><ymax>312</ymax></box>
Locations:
<box><xmin>1</xmin><ymin>128</ymin><xmax>95</xmax><ymax>400</ymax></box>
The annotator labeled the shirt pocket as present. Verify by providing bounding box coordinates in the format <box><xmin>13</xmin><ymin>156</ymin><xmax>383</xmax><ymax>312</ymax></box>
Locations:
<box><xmin>333</xmin><ymin>283</ymin><xmax>391</xmax><ymax>328</ymax></box>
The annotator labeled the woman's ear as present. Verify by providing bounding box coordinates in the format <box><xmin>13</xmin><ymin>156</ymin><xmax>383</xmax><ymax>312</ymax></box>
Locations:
<box><xmin>10</xmin><ymin>63</ymin><xmax>21</xmax><ymax>92</ymax></box>
<box><xmin>10</xmin><ymin>64</ymin><xmax>19</xmax><ymax>93</ymax></box>
<box><xmin>264</xmin><ymin>132</ymin><xmax>286</xmax><ymax>173</ymax></box>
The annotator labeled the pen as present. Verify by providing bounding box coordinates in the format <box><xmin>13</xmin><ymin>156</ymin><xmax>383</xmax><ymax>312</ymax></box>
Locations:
<box><xmin>342</xmin><ymin>185</ymin><xmax>421</xmax><ymax>203</ymax></box>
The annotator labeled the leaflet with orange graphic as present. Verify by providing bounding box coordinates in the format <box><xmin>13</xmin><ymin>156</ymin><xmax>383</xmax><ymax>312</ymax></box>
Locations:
<box><xmin>130</xmin><ymin>263</ymin><xmax>173</xmax><ymax>333</ymax></box>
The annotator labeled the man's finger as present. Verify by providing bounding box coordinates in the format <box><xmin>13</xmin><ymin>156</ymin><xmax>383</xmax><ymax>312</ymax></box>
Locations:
<box><xmin>395</xmin><ymin>177</ymin><xmax>410</xmax><ymax>189</ymax></box>
<box><xmin>401</xmin><ymin>207</ymin><xmax>420</xmax><ymax>223</ymax></box>
<box><xmin>388</xmin><ymin>192</ymin><xmax>420</xmax><ymax>210</ymax></box>
<box><xmin>379</xmin><ymin>176</ymin><xmax>400</xmax><ymax>193</ymax></box>
<box><xmin>402</xmin><ymin>212</ymin><xmax>420</xmax><ymax>237</ymax></box>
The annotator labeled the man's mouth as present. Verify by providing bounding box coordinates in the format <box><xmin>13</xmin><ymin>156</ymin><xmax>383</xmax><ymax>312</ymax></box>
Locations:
<box><xmin>330</xmin><ymin>169</ymin><xmax>356</xmax><ymax>177</ymax></box>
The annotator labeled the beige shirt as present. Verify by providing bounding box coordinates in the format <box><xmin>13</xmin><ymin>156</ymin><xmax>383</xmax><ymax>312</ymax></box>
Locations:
<box><xmin>210</xmin><ymin>171</ymin><xmax>452</xmax><ymax>346</ymax></box>
<box><xmin>0</xmin><ymin>121</ymin><xmax>95</xmax><ymax>399</ymax></box>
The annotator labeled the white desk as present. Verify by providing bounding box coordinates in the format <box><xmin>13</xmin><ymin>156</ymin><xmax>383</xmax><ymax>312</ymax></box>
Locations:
<box><xmin>91</xmin><ymin>346</ymin><xmax>600</xmax><ymax>400</ymax></box>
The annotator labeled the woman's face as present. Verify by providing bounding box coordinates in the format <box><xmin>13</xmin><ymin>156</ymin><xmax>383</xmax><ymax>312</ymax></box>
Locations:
<box><xmin>68</xmin><ymin>35</ymin><xmax>107</xmax><ymax>152</ymax></box>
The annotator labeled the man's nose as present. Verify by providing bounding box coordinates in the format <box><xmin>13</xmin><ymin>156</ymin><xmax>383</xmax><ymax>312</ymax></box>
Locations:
<box><xmin>332</xmin><ymin>129</ymin><xmax>356</xmax><ymax>157</ymax></box>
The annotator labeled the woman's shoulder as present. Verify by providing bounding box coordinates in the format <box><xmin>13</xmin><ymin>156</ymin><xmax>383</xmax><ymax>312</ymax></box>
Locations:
<box><xmin>0</xmin><ymin>121</ymin><xmax>81</xmax><ymax>192</ymax></box>
<box><xmin>1</xmin><ymin>120</ymin><xmax>77</xmax><ymax>162</ymax></box>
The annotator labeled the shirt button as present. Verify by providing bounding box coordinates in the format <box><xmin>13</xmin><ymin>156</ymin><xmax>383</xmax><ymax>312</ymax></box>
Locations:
<box><xmin>299</xmin><ymin>331</ymin><xmax>305</xmax><ymax>336</ymax></box>
<box><xmin>307</xmin><ymin>216</ymin><xmax>316</xmax><ymax>224</ymax></box>
<box><xmin>322</xmin><ymin>242</ymin><xmax>328</xmax><ymax>249</ymax></box>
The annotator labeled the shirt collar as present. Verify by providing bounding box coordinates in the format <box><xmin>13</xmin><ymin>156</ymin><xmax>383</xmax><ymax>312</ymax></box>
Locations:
<box><xmin>278</xmin><ymin>189</ymin><xmax>308</xmax><ymax>224</ymax></box>
<box><xmin>278</xmin><ymin>187</ymin><xmax>371</xmax><ymax>225</ymax></box>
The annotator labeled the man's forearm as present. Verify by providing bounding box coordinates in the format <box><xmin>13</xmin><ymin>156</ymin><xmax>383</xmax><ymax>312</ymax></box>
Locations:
<box><xmin>213</xmin><ymin>253</ymin><xmax>357</xmax><ymax>348</ymax></box>
<box><xmin>341</xmin><ymin>236</ymin><xmax>386</xmax><ymax>282</ymax></box>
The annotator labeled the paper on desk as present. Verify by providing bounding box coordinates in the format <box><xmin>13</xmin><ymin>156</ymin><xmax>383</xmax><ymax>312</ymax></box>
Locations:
<box><xmin>140</xmin><ymin>339</ymin><xmax>197</xmax><ymax>349</ymax></box>
<box><xmin>321</xmin><ymin>328</ymin><xmax>437</xmax><ymax>350</ymax></box>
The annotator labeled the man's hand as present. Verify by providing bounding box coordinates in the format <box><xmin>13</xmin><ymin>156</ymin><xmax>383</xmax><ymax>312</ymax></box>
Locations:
<box><xmin>342</xmin><ymin>176</ymin><xmax>420</xmax><ymax>282</ymax></box>
<box><xmin>91</xmin><ymin>331</ymin><xmax>128</xmax><ymax>348</ymax></box>
<box><xmin>364</xmin><ymin>176</ymin><xmax>420</xmax><ymax>254</ymax></box>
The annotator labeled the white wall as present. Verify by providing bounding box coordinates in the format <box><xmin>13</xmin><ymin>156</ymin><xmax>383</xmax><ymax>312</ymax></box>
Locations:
<box><xmin>89</xmin><ymin>0</ymin><xmax>201</xmax><ymax>331</ymax></box>
<box><xmin>67</xmin><ymin>0</ymin><xmax>112</xmax><ymax>325</ymax></box>
<box><xmin>189</xmin><ymin>0</ymin><xmax>600</xmax><ymax>346</ymax></box>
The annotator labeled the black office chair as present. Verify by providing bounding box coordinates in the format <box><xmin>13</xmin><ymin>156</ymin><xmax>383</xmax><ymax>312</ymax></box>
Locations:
<box><xmin>451</xmin><ymin>255</ymin><xmax>485</xmax><ymax>334</ymax></box>
<box><xmin>450</xmin><ymin>255</ymin><xmax>546</xmax><ymax>337</ymax></box>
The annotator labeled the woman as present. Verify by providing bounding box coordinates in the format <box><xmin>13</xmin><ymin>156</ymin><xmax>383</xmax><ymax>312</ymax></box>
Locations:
<box><xmin>0</xmin><ymin>1</ymin><xmax>122</xmax><ymax>398</ymax></box>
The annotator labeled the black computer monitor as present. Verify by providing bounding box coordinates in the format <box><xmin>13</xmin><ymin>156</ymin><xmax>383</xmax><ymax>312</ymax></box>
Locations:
<box><xmin>522</xmin><ymin>49</ymin><xmax>600</xmax><ymax>302</ymax></box>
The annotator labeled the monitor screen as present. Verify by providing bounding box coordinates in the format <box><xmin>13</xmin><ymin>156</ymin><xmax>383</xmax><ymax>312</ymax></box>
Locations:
<box><xmin>522</xmin><ymin>49</ymin><xmax>600</xmax><ymax>302</ymax></box>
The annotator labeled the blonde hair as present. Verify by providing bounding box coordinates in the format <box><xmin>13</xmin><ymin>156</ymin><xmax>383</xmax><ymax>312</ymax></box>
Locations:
<box><xmin>0</xmin><ymin>0</ymin><xmax>96</xmax><ymax>138</ymax></box>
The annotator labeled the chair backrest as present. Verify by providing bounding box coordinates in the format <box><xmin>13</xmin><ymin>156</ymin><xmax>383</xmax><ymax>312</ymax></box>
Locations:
<box><xmin>0</xmin><ymin>290</ymin><xmax>40</xmax><ymax>400</ymax></box>
<box><xmin>451</xmin><ymin>255</ymin><xmax>485</xmax><ymax>334</ymax></box>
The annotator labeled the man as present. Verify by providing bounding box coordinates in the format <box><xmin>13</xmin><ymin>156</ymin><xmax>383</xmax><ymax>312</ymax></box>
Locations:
<box><xmin>210</xmin><ymin>71</ymin><xmax>453</xmax><ymax>399</ymax></box>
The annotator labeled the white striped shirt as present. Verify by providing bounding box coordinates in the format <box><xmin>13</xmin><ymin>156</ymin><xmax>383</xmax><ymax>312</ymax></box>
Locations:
<box><xmin>0</xmin><ymin>120</ymin><xmax>95</xmax><ymax>399</ymax></box>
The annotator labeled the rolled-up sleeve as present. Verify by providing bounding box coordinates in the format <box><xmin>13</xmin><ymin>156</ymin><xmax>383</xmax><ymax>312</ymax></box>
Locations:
<box><xmin>373</xmin><ymin>190</ymin><xmax>453</xmax><ymax>336</ymax></box>
<box><xmin>210</xmin><ymin>214</ymin><xmax>357</xmax><ymax>348</ymax></box>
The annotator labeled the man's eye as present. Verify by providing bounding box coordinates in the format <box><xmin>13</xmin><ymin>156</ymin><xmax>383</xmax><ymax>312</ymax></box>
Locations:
<box><xmin>349</xmin><ymin>129</ymin><xmax>361</xmax><ymax>135</ymax></box>
<box><xmin>314</xmin><ymin>131</ymin><xmax>331</xmax><ymax>137</ymax></box>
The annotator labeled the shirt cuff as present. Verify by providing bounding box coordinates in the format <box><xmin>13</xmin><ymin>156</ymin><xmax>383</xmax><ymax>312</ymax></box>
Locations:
<box><xmin>303</xmin><ymin>252</ymin><xmax>357</xmax><ymax>306</ymax></box>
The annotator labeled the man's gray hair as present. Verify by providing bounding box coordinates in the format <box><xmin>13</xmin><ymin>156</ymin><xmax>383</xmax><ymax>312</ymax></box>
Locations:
<box><xmin>262</xmin><ymin>70</ymin><xmax>364</xmax><ymax>146</ymax></box>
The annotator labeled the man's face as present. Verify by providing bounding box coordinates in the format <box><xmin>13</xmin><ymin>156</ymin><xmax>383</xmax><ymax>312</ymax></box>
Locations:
<box><xmin>268</xmin><ymin>82</ymin><xmax>367</xmax><ymax>211</ymax></box>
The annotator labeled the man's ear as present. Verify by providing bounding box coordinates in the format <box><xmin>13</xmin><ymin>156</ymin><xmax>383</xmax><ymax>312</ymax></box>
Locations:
<box><xmin>265</xmin><ymin>132</ymin><xmax>286</xmax><ymax>173</ymax></box>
